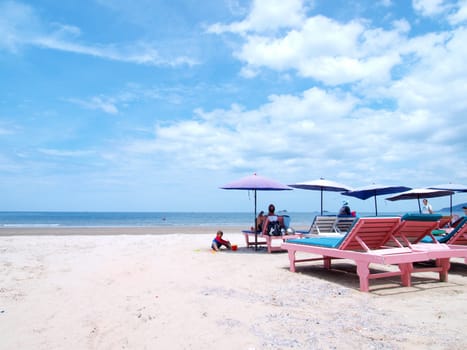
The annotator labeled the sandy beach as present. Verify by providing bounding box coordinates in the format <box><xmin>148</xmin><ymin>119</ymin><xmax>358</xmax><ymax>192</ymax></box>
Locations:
<box><xmin>1</xmin><ymin>226</ymin><xmax>467</xmax><ymax>350</ymax></box>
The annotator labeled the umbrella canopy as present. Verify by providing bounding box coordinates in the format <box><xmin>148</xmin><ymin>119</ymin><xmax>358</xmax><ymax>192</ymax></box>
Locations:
<box><xmin>386</xmin><ymin>188</ymin><xmax>455</xmax><ymax>214</ymax></box>
<box><xmin>221</xmin><ymin>173</ymin><xmax>292</xmax><ymax>249</ymax></box>
<box><xmin>428</xmin><ymin>183</ymin><xmax>467</xmax><ymax>215</ymax></box>
<box><xmin>343</xmin><ymin>184</ymin><xmax>411</xmax><ymax>216</ymax></box>
<box><xmin>288</xmin><ymin>178</ymin><xmax>352</xmax><ymax>215</ymax></box>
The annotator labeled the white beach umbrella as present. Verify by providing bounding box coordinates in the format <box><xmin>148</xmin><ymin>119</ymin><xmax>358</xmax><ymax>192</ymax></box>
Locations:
<box><xmin>428</xmin><ymin>183</ymin><xmax>467</xmax><ymax>215</ymax></box>
<box><xmin>386</xmin><ymin>188</ymin><xmax>455</xmax><ymax>214</ymax></box>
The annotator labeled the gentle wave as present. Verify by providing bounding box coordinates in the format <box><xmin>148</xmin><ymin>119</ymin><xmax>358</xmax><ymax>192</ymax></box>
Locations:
<box><xmin>1</xmin><ymin>210</ymin><xmax>459</xmax><ymax>228</ymax></box>
<box><xmin>2</xmin><ymin>223</ymin><xmax>61</xmax><ymax>228</ymax></box>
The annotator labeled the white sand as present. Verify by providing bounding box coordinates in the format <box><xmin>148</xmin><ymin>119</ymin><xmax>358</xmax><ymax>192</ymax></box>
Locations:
<box><xmin>1</xmin><ymin>227</ymin><xmax>467</xmax><ymax>349</ymax></box>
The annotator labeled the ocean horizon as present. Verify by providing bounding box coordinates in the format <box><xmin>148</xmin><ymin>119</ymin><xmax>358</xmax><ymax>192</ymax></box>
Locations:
<box><xmin>1</xmin><ymin>210</ymin><xmax>463</xmax><ymax>228</ymax></box>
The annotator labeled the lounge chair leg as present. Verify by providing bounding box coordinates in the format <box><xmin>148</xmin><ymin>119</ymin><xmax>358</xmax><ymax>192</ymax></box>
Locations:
<box><xmin>356</xmin><ymin>261</ymin><xmax>370</xmax><ymax>292</ymax></box>
<box><xmin>399</xmin><ymin>263</ymin><xmax>413</xmax><ymax>287</ymax></box>
<box><xmin>288</xmin><ymin>250</ymin><xmax>296</xmax><ymax>272</ymax></box>
<box><xmin>436</xmin><ymin>258</ymin><xmax>450</xmax><ymax>282</ymax></box>
<box><xmin>323</xmin><ymin>256</ymin><xmax>331</xmax><ymax>269</ymax></box>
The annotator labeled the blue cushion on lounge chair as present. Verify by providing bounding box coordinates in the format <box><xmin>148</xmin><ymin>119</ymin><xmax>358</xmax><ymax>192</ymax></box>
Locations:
<box><xmin>420</xmin><ymin>235</ymin><xmax>444</xmax><ymax>243</ymax></box>
<box><xmin>420</xmin><ymin>217</ymin><xmax>467</xmax><ymax>243</ymax></box>
<box><xmin>286</xmin><ymin>236</ymin><xmax>345</xmax><ymax>248</ymax></box>
<box><xmin>401</xmin><ymin>213</ymin><xmax>442</xmax><ymax>221</ymax></box>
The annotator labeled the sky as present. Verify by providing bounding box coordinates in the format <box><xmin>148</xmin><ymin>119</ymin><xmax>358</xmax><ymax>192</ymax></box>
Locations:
<box><xmin>1</xmin><ymin>0</ymin><xmax>467</xmax><ymax>213</ymax></box>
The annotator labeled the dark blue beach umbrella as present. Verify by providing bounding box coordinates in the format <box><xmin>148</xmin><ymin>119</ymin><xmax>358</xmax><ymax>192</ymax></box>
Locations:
<box><xmin>386</xmin><ymin>188</ymin><xmax>455</xmax><ymax>214</ymax></box>
<box><xmin>221</xmin><ymin>173</ymin><xmax>292</xmax><ymax>250</ymax></box>
<box><xmin>342</xmin><ymin>184</ymin><xmax>411</xmax><ymax>216</ymax></box>
<box><xmin>428</xmin><ymin>183</ymin><xmax>467</xmax><ymax>216</ymax></box>
<box><xmin>288</xmin><ymin>178</ymin><xmax>352</xmax><ymax>215</ymax></box>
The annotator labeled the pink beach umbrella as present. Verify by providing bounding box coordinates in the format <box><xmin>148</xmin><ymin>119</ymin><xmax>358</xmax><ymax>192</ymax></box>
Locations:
<box><xmin>220</xmin><ymin>173</ymin><xmax>292</xmax><ymax>250</ymax></box>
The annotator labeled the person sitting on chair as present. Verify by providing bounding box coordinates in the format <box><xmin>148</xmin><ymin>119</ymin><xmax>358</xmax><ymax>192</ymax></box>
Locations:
<box><xmin>256</xmin><ymin>211</ymin><xmax>266</xmax><ymax>232</ymax></box>
<box><xmin>262</xmin><ymin>204</ymin><xmax>284</xmax><ymax>235</ymax></box>
<box><xmin>338</xmin><ymin>201</ymin><xmax>352</xmax><ymax>216</ymax></box>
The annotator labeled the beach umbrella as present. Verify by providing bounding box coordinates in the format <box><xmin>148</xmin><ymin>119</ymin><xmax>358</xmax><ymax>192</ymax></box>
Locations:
<box><xmin>386</xmin><ymin>188</ymin><xmax>455</xmax><ymax>214</ymax></box>
<box><xmin>288</xmin><ymin>178</ymin><xmax>352</xmax><ymax>215</ymax></box>
<box><xmin>220</xmin><ymin>173</ymin><xmax>292</xmax><ymax>250</ymax></box>
<box><xmin>342</xmin><ymin>184</ymin><xmax>412</xmax><ymax>216</ymax></box>
<box><xmin>428</xmin><ymin>183</ymin><xmax>467</xmax><ymax>216</ymax></box>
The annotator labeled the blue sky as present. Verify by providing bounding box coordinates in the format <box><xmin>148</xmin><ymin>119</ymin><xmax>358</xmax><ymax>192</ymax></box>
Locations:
<box><xmin>1</xmin><ymin>0</ymin><xmax>467</xmax><ymax>213</ymax></box>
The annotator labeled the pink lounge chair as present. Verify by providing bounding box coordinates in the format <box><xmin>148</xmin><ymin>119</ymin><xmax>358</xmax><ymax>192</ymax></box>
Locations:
<box><xmin>260</xmin><ymin>216</ymin><xmax>304</xmax><ymax>253</ymax></box>
<box><xmin>242</xmin><ymin>216</ymin><xmax>303</xmax><ymax>253</ymax></box>
<box><xmin>380</xmin><ymin>214</ymin><xmax>455</xmax><ymax>282</ymax></box>
<box><xmin>241</xmin><ymin>230</ymin><xmax>303</xmax><ymax>253</ymax></box>
<box><xmin>242</xmin><ymin>230</ymin><xmax>268</xmax><ymax>249</ymax></box>
<box><xmin>446</xmin><ymin>220</ymin><xmax>467</xmax><ymax>245</ymax></box>
<box><xmin>395</xmin><ymin>215</ymin><xmax>467</xmax><ymax>264</ymax></box>
<box><xmin>281</xmin><ymin>217</ymin><xmax>440</xmax><ymax>292</ymax></box>
<box><xmin>384</xmin><ymin>214</ymin><xmax>441</xmax><ymax>247</ymax></box>
<box><xmin>437</xmin><ymin>216</ymin><xmax>453</xmax><ymax>230</ymax></box>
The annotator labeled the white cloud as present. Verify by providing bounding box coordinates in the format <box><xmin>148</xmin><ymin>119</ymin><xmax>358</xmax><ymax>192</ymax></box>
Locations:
<box><xmin>207</xmin><ymin>0</ymin><xmax>307</xmax><ymax>34</ymax></box>
<box><xmin>412</xmin><ymin>0</ymin><xmax>449</xmax><ymax>17</ymax></box>
<box><xmin>67</xmin><ymin>96</ymin><xmax>119</xmax><ymax>115</ymax></box>
<box><xmin>448</xmin><ymin>0</ymin><xmax>467</xmax><ymax>24</ymax></box>
<box><xmin>38</xmin><ymin>148</ymin><xmax>95</xmax><ymax>157</ymax></box>
<box><xmin>0</xmin><ymin>1</ymin><xmax>41</xmax><ymax>52</ymax></box>
<box><xmin>0</xmin><ymin>1</ymin><xmax>197</xmax><ymax>67</ymax></box>
<box><xmin>231</xmin><ymin>15</ymin><xmax>408</xmax><ymax>86</ymax></box>
<box><xmin>389</xmin><ymin>27</ymin><xmax>467</xmax><ymax>115</ymax></box>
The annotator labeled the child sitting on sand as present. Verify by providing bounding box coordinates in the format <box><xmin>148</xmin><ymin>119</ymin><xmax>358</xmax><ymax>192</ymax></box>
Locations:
<box><xmin>211</xmin><ymin>230</ymin><xmax>232</xmax><ymax>251</ymax></box>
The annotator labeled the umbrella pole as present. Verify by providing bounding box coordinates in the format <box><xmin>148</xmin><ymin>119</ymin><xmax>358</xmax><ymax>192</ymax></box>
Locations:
<box><xmin>320</xmin><ymin>188</ymin><xmax>323</xmax><ymax>215</ymax></box>
<box><xmin>417</xmin><ymin>197</ymin><xmax>421</xmax><ymax>214</ymax></box>
<box><xmin>450</xmin><ymin>195</ymin><xmax>453</xmax><ymax>217</ymax></box>
<box><xmin>254</xmin><ymin>190</ymin><xmax>258</xmax><ymax>251</ymax></box>
<box><xmin>374</xmin><ymin>196</ymin><xmax>378</xmax><ymax>216</ymax></box>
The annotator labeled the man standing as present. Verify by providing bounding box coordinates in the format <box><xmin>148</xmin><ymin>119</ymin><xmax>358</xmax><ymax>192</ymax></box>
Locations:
<box><xmin>422</xmin><ymin>198</ymin><xmax>433</xmax><ymax>214</ymax></box>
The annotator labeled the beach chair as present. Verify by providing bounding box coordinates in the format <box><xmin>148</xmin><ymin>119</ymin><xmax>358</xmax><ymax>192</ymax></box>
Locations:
<box><xmin>430</xmin><ymin>215</ymin><xmax>454</xmax><ymax>236</ymax></box>
<box><xmin>420</xmin><ymin>217</ymin><xmax>467</xmax><ymax>244</ymax></box>
<box><xmin>384</xmin><ymin>214</ymin><xmax>442</xmax><ymax>247</ymax></box>
<box><xmin>242</xmin><ymin>230</ymin><xmax>268</xmax><ymax>249</ymax></box>
<box><xmin>387</xmin><ymin>214</ymin><xmax>467</xmax><ymax>270</ymax></box>
<box><xmin>242</xmin><ymin>216</ymin><xmax>303</xmax><ymax>253</ymax></box>
<box><xmin>437</xmin><ymin>216</ymin><xmax>452</xmax><ymax>230</ymax></box>
<box><xmin>258</xmin><ymin>216</ymin><xmax>303</xmax><ymax>253</ymax></box>
<box><xmin>334</xmin><ymin>216</ymin><xmax>357</xmax><ymax>234</ymax></box>
<box><xmin>281</xmin><ymin>217</ymin><xmax>439</xmax><ymax>292</ymax></box>
<box><xmin>413</xmin><ymin>217</ymin><xmax>467</xmax><ymax>263</ymax></box>
<box><xmin>296</xmin><ymin>215</ymin><xmax>338</xmax><ymax>235</ymax></box>
<box><xmin>444</xmin><ymin>218</ymin><xmax>467</xmax><ymax>245</ymax></box>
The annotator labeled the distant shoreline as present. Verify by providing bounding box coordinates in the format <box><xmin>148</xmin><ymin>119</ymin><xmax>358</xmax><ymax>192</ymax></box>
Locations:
<box><xmin>0</xmin><ymin>225</ymin><xmax>252</xmax><ymax>236</ymax></box>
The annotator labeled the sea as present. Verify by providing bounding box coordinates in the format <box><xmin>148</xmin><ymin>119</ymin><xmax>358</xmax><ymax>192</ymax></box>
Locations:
<box><xmin>1</xmin><ymin>210</ymin><xmax>461</xmax><ymax>228</ymax></box>
<box><xmin>0</xmin><ymin>211</ymin><xmax>313</xmax><ymax>228</ymax></box>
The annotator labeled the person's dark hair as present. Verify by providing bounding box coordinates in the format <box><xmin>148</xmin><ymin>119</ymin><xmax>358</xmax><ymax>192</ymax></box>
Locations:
<box><xmin>268</xmin><ymin>204</ymin><xmax>275</xmax><ymax>213</ymax></box>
